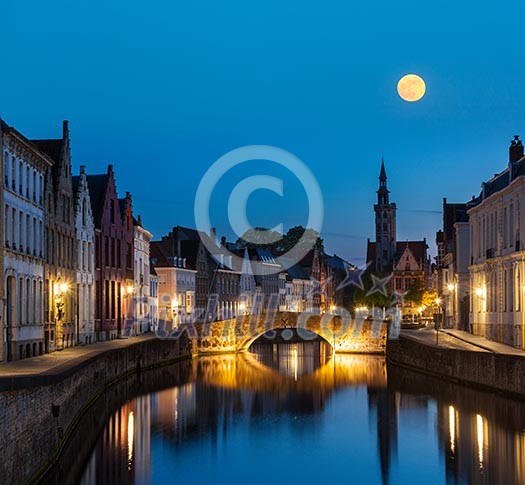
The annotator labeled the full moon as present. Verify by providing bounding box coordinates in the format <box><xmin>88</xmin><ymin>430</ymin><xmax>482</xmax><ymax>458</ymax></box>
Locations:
<box><xmin>397</xmin><ymin>74</ymin><xmax>426</xmax><ymax>102</ymax></box>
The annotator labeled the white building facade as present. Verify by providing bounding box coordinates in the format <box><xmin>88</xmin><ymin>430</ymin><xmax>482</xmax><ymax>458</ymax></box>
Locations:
<box><xmin>133</xmin><ymin>218</ymin><xmax>153</xmax><ymax>334</ymax></box>
<box><xmin>73</xmin><ymin>166</ymin><xmax>95</xmax><ymax>345</ymax></box>
<box><xmin>1</xmin><ymin>121</ymin><xmax>50</xmax><ymax>360</ymax></box>
<box><xmin>469</xmin><ymin>137</ymin><xmax>525</xmax><ymax>348</ymax></box>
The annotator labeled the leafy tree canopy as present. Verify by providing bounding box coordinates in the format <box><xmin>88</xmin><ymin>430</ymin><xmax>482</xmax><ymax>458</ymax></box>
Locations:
<box><xmin>236</xmin><ymin>225</ymin><xmax>324</xmax><ymax>254</ymax></box>
<box><xmin>352</xmin><ymin>273</ymin><xmax>392</xmax><ymax>308</ymax></box>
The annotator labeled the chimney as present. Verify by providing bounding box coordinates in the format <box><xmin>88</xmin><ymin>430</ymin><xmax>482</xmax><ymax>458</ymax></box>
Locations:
<box><xmin>510</xmin><ymin>135</ymin><xmax>524</xmax><ymax>162</ymax></box>
<box><xmin>80</xmin><ymin>165</ymin><xmax>86</xmax><ymax>174</ymax></box>
<box><xmin>62</xmin><ymin>120</ymin><xmax>69</xmax><ymax>138</ymax></box>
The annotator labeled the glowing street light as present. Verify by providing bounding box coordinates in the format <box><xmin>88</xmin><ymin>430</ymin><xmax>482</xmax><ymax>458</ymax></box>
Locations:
<box><xmin>475</xmin><ymin>287</ymin><xmax>486</xmax><ymax>299</ymax></box>
<box><xmin>54</xmin><ymin>279</ymin><xmax>69</xmax><ymax>350</ymax></box>
<box><xmin>435</xmin><ymin>296</ymin><xmax>443</xmax><ymax>345</ymax></box>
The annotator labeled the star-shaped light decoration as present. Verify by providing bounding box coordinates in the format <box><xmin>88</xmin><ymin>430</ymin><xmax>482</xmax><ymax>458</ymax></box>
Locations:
<box><xmin>366</xmin><ymin>273</ymin><xmax>393</xmax><ymax>297</ymax></box>
<box><xmin>306</xmin><ymin>276</ymin><xmax>333</xmax><ymax>301</ymax></box>
<box><xmin>336</xmin><ymin>262</ymin><xmax>370</xmax><ymax>291</ymax></box>
<box><xmin>392</xmin><ymin>290</ymin><xmax>407</xmax><ymax>306</ymax></box>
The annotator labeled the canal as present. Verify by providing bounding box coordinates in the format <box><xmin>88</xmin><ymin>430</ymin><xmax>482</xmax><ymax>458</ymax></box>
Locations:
<box><xmin>46</xmin><ymin>340</ymin><xmax>525</xmax><ymax>484</ymax></box>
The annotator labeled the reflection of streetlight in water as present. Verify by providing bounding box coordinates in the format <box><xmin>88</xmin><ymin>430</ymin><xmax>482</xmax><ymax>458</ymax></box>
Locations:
<box><xmin>127</xmin><ymin>411</ymin><xmax>134</xmax><ymax>470</ymax></box>
<box><xmin>449</xmin><ymin>405</ymin><xmax>456</xmax><ymax>454</ymax></box>
<box><xmin>292</xmin><ymin>345</ymin><xmax>298</xmax><ymax>381</ymax></box>
<box><xmin>476</xmin><ymin>414</ymin><xmax>485</xmax><ymax>469</ymax></box>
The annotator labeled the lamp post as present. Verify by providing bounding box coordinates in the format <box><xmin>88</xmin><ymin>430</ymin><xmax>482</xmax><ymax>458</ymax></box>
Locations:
<box><xmin>121</xmin><ymin>283</ymin><xmax>134</xmax><ymax>337</ymax></box>
<box><xmin>447</xmin><ymin>282</ymin><xmax>457</xmax><ymax>329</ymax></box>
<box><xmin>474</xmin><ymin>285</ymin><xmax>486</xmax><ymax>337</ymax></box>
<box><xmin>435</xmin><ymin>296</ymin><xmax>442</xmax><ymax>345</ymax></box>
<box><xmin>54</xmin><ymin>280</ymin><xmax>69</xmax><ymax>350</ymax></box>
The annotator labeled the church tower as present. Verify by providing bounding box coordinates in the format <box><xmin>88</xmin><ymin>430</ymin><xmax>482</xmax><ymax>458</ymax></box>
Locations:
<box><xmin>374</xmin><ymin>159</ymin><xmax>396</xmax><ymax>273</ymax></box>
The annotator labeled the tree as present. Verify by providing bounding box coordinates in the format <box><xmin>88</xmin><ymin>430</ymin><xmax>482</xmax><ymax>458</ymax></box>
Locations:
<box><xmin>235</xmin><ymin>227</ymin><xmax>284</xmax><ymax>250</ymax></box>
<box><xmin>236</xmin><ymin>225</ymin><xmax>324</xmax><ymax>254</ymax></box>
<box><xmin>352</xmin><ymin>273</ymin><xmax>392</xmax><ymax>309</ymax></box>
<box><xmin>404</xmin><ymin>279</ymin><xmax>426</xmax><ymax>306</ymax></box>
<box><xmin>281</xmin><ymin>226</ymin><xmax>324</xmax><ymax>254</ymax></box>
<box><xmin>422</xmin><ymin>289</ymin><xmax>438</xmax><ymax>308</ymax></box>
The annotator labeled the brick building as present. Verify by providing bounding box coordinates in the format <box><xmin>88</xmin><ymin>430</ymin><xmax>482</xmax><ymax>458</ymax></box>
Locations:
<box><xmin>87</xmin><ymin>165</ymin><xmax>134</xmax><ymax>340</ymax></box>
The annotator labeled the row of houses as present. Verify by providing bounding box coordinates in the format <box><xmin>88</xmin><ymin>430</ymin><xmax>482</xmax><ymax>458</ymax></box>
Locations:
<box><xmin>150</xmin><ymin>226</ymin><xmax>351</xmax><ymax>327</ymax></box>
<box><xmin>436</xmin><ymin>135</ymin><xmax>525</xmax><ymax>349</ymax></box>
<box><xmin>0</xmin><ymin>118</ymin><xmax>353</xmax><ymax>361</ymax></box>
<box><xmin>0</xmin><ymin>119</ymin><xmax>155</xmax><ymax>361</ymax></box>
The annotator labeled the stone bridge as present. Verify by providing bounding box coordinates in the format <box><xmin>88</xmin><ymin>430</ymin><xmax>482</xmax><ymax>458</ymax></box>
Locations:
<box><xmin>180</xmin><ymin>311</ymin><xmax>389</xmax><ymax>355</ymax></box>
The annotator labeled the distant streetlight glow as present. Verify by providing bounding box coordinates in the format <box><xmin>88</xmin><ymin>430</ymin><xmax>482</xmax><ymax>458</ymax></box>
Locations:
<box><xmin>475</xmin><ymin>287</ymin><xmax>486</xmax><ymax>299</ymax></box>
<box><xmin>476</xmin><ymin>414</ymin><xmax>485</xmax><ymax>468</ymax></box>
<box><xmin>449</xmin><ymin>405</ymin><xmax>456</xmax><ymax>454</ymax></box>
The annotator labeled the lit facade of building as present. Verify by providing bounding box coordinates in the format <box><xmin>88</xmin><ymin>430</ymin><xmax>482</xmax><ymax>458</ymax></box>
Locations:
<box><xmin>87</xmin><ymin>166</ymin><xmax>134</xmax><ymax>340</ymax></box>
<box><xmin>72</xmin><ymin>166</ymin><xmax>95</xmax><ymax>345</ymax></box>
<box><xmin>133</xmin><ymin>216</ymin><xmax>153</xmax><ymax>334</ymax></box>
<box><xmin>366</xmin><ymin>160</ymin><xmax>431</xmax><ymax>314</ymax></box>
<box><xmin>1</xmin><ymin>121</ymin><xmax>49</xmax><ymax>360</ymax></box>
<box><xmin>435</xmin><ymin>199</ymin><xmax>470</xmax><ymax>329</ymax></box>
<box><xmin>33</xmin><ymin>121</ymin><xmax>76</xmax><ymax>351</ymax></box>
<box><xmin>468</xmin><ymin>137</ymin><xmax>525</xmax><ymax>347</ymax></box>
<box><xmin>150</xmin><ymin>241</ymin><xmax>196</xmax><ymax>326</ymax></box>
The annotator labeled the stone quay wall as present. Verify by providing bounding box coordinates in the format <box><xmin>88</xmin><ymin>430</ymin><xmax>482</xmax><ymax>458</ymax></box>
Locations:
<box><xmin>0</xmin><ymin>336</ymin><xmax>192</xmax><ymax>485</ymax></box>
<box><xmin>387</xmin><ymin>335</ymin><xmax>525</xmax><ymax>398</ymax></box>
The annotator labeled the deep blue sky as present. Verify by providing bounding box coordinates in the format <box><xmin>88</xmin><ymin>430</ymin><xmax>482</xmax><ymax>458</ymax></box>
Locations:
<box><xmin>3</xmin><ymin>0</ymin><xmax>525</xmax><ymax>264</ymax></box>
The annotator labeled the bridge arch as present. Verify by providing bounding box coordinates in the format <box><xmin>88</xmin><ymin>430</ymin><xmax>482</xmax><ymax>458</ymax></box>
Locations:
<box><xmin>193</xmin><ymin>311</ymin><xmax>387</xmax><ymax>354</ymax></box>
<box><xmin>237</xmin><ymin>313</ymin><xmax>337</xmax><ymax>352</ymax></box>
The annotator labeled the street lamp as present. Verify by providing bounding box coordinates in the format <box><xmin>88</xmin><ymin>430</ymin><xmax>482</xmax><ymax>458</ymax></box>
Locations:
<box><xmin>447</xmin><ymin>283</ymin><xmax>456</xmax><ymax>329</ymax></box>
<box><xmin>121</xmin><ymin>283</ymin><xmax>135</xmax><ymax>337</ymax></box>
<box><xmin>435</xmin><ymin>296</ymin><xmax>442</xmax><ymax>345</ymax></box>
<box><xmin>54</xmin><ymin>280</ymin><xmax>69</xmax><ymax>350</ymax></box>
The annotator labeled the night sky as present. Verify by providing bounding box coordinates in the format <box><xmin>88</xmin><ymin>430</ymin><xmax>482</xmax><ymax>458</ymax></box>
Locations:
<box><xmin>3</xmin><ymin>0</ymin><xmax>525</xmax><ymax>264</ymax></box>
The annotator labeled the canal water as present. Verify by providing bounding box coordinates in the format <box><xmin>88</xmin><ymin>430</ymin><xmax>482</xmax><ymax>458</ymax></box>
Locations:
<box><xmin>49</xmin><ymin>340</ymin><xmax>525</xmax><ymax>484</ymax></box>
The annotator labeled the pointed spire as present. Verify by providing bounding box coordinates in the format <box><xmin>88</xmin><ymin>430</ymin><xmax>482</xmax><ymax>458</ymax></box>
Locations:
<box><xmin>379</xmin><ymin>157</ymin><xmax>387</xmax><ymax>181</ymax></box>
<box><xmin>377</xmin><ymin>157</ymin><xmax>390</xmax><ymax>205</ymax></box>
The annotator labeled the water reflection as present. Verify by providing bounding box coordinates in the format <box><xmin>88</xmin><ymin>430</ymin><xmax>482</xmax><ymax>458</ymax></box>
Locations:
<box><xmin>249</xmin><ymin>341</ymin><xmax>331</xmax><ymax>379</ymax></box>
<box><xmin>67</xmin><ymin>344</ymin><xmax>525</xmax><ymax>485</ymax></box>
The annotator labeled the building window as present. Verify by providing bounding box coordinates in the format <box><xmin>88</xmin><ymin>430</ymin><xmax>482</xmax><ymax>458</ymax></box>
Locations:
<box><xmin>18</xmin><ymin>161</ymin><xmax>23</xmax><ymax>194</ymax></box>
<box><xmin>4</xmin><ymin>204</ymin><xmax>9</xmax><ymax>246</ymax></box>
<box><xmin>110</xmin><ymin>199</ymin><xmax>115</xmax><ymax>225</ymax></box>
<box><xmin>4</xmin><ymin>152</ymin><xmax>8</xmax><ymax>187</ymax></box>
<box><xmin>105</xmin><ymin>280</ymin><xmax>110</xmax><ymax>319</ymax></box>
<box><xmin>126</xmin><ymin>243</ymin><xmax>132</xmax><ymax>269</ymax></box>
<box><xmin>104</xmin><ymin>236</ymin><xmax>109</xmax><ymax>266</ymax></box>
